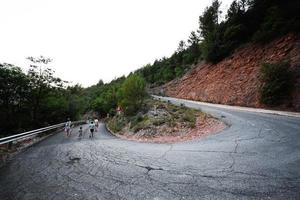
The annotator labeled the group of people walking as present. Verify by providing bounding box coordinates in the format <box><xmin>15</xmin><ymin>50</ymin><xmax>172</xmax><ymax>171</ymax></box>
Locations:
<box><xmin>64</xmin><ymin>118</ymin><xmax>99</xmax><ymax>139</ymax></box>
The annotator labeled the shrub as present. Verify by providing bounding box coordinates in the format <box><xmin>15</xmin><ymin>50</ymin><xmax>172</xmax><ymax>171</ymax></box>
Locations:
<box><xmin>131</xmin><ymin>116</ymin><xmax>151</xmax><ymax>133</ymax></box>
<box><xmin>260</xmin><ymin>61</ymin><xmax>295</xmax><ymax>106</ymax></box>
<box><xmin>107</xmin><ymin>117</ymin><xmax>126</xmax><ymax>133</ymax></box>
<box><xmin>167</xmin><ymin>118</ymin><xmax>176</xmax><ymax>127</ymax></box>
<box><xmin>130</xmin><ymin>113</ymin><xmax>144</xmax><ymax>128</ymax></box>
<box><xmin>119</xmin><ymin>74</ymin><xmax>147</xmax><ymax>116</ymax></box>
<box><xmin>182</xmin><ymin>110</ymin><xmax>196</xmax><ymax>123</ymax></box>
<box><xmin>152</xmin><ymin>117</ymin><xmax>167</xmax><ymax>126</ymax></box>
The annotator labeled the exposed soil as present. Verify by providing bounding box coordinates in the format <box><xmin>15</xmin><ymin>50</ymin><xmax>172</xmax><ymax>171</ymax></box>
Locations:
<box><xmin>153</xmin><ymin>33</ymin><xmax>300</xmax><ymax>112</ymax></box>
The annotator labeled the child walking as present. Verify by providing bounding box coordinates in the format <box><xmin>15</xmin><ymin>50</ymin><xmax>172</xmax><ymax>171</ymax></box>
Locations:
<box><xmin>78</xmin><ymin>126</ymin><xmax>83</xmax><ymax>138</ymax></box>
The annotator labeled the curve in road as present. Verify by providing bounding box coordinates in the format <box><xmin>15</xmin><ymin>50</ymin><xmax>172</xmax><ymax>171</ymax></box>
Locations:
<box><xmin>0</xmin><ymin>96</ymin><xmax>300</xmax><ymax>200</ymax></box>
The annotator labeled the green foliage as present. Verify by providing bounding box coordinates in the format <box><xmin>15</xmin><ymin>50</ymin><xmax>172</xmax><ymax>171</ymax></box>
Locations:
<box><xmin>107</xmin><ymin>116</ymin><xmax>127</xmax><ymax>133</ymax></box>
<box><xmin>87</xmin><ymin>76</ymin><xmax>125</xmax><ymax>117</ymax></box>
<box><xmin>198</xmin><ymin>0</ymin><xmax>300</xmax><ymax>63</ymax></box>
<box><xmin>182</xmin><ymin>110</ymin><xmax>197</xmax><ymax>128</ymax></box>
<box><xmin>107</xmin><ymin>100</ymin><xmax>204</xmax><ymax>135</ymax></box>
<box><xmin>135</xmin><ymin>44</ymin><xmax>201</xmax><ymax>87</ymax></box>
<box><xmin>0</xmin><ymin>58</ymin><xmax>86</xmax><ymax>136</ymax></box>
<box><xmin>0</xmin><ymin>64</ymin><xmax>31</xmax><ymax>135</ymax></box>
<box><xmin>135</xmin><ymin>31</ymin><xmax>201</xmax><ymax>87</ymax></box>
<box><xmin>131</xmin><ymin>116</ymin><xmax>151</xmax><ymax>133</ymax></box>
<box><xmin>130</xmin><ymin>113</ymin><xmax>145</xmax><ymax>129</ymax></box>
<box><xmin>199</xmin><ymin>0</ymin><xmax>220</xmax><ymax>39</ymax></box>
<box><xmin>260</xmin><ymin>61</ymin><xmax>295</xmax><ymax>106</ymax></box>
<box><xmin>252</xmin><ymin>6</ymin><xmax>285</xmax><ymax>43</ymax></box>
<box><xmin>175</xmin><ymin>66</ymin><xmax>184</xmax><ymax>77</ymax></box>
<box><xmin>119</xmin><ymin>74</ymin><xmax>147</xmax><ymax>115</ymax></box>
<box><xmin>152</xmin><ymin>117</ymin><xmax>167</xmax><ymax>126</ymax></box>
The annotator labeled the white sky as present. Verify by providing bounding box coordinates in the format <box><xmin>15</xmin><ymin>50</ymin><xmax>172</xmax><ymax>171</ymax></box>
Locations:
<box><xmin>0</xmin><ymin>0</ymin><xmax>233</xmax><ymax>87</ymax></box>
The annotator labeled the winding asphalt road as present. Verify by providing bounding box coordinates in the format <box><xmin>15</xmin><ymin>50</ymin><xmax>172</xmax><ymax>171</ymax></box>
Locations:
<box><xmin>0</xmin><ymin>96</ymin><xmax>300</xmax><ymax>200</ymax></box>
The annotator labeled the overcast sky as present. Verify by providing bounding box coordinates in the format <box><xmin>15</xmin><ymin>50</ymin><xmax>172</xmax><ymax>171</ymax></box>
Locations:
<box><xmin>0</xmin><ymin>0</ymin><xmax>233</xmax><ymax>87</ymax></box>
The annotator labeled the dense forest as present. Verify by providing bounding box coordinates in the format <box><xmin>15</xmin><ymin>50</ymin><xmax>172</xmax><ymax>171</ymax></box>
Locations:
<box><xmin>1</xmin><ymin>0</ymin><xmax>299</xmax><ymax>136</ymax></box>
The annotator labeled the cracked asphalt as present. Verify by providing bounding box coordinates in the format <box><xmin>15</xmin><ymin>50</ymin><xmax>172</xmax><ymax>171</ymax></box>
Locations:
<box><xmin>1</xmin><ymin>97</ymin><xmax>300</xmax><ymax>200</ymax></box>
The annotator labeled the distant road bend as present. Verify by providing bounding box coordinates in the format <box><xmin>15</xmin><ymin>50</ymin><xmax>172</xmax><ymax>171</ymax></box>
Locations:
<box><xmin>0</xmin><ymin>96</ymin><xmax>300</xmax><ymax>199</ymax></box>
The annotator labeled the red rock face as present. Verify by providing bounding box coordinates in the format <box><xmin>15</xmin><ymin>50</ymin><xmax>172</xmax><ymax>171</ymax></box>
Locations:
<box><xmin>161</xmin><ymin>34</ymin><xmax>300</xmax><ymax>111</ymax></box>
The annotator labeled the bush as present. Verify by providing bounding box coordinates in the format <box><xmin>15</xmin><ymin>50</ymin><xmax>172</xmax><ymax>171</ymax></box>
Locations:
<box><xmin>131</xmin><ymin>116</ymin><xmax>151</xmax><ymax>133</ymax></box>
<box><xmin>167</xmin><ymin>118</ymin><xmax>176</xmax><ymax>127</ymax></box>
<box><xmin>152</xmin><ymin>117</ymin><xmax>167</xmax><ymax>126</ymax></box>
<box><xmin>260</xmin><ymin>61</ymin><xmax>295</xmax><ymax>106</ymax></box>
<box><xmin>182</xmin><ymin>110</ymin><xmax>196</xmax><ymax>124</ymax></box>
<box><xmin>130</xmin><ymin>113</ymin><xmax>144</xmax><ymax>128</ymax></box>
<box><xmin>119</xmin><ymin>74</ymin><xmax>147</xmax><ymax>115</ymax></box>
<box><xmin>107</xmin><ymin>117</ymin><xmax>126</xmax><ymax>133</ymax></box>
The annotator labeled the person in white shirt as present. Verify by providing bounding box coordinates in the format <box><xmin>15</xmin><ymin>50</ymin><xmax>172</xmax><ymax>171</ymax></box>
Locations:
<box><xmin>89</xmin><ymin>121</ymin><xmax>95</xmax><ymax>138</ymax></box>
<box><xmin>94</xmin><ymin>118</ymin><xmax>99</xmax><ymax>132</ymax></box>
<box><xmin>65</xmin><ymin>118</ymin><xmax>72</xmax><ymax>137</ymax></box>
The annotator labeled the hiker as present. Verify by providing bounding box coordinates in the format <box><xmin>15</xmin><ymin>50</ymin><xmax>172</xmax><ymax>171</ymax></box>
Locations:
<box><xmin>94</xmin><ymin>118</ymin><xmax>99</xmax><ymax>131</ymax></box>
<box><xmin>65</xmin><ymin>118</ymin><xmax>72</xmax><ymax>137</ymax></box>
<box><xmin>78</xmin><ymin>126</ymin><xmax>83</xmax><ymax>138</ymax></box>
<box><xmin>89</xmin><ymin>120</ymin><xmax>95</xmax><ymax>138</ymax></box>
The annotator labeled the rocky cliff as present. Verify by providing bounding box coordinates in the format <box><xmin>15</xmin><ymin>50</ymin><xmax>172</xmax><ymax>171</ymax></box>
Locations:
<box><xmin>157</xmin><ymin>34</ymin><xmax>300</xmax><ymax>111</ymax></box>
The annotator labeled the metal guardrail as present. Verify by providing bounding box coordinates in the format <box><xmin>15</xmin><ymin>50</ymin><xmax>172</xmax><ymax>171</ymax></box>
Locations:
<box><xmin>0</xmin><ymin>120</ymin><xmax>85</xmax><ymax>146</ymax></box>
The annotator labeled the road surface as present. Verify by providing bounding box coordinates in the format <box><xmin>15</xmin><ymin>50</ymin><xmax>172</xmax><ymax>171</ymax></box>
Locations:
<box><xmin>0</xmin><ymin>96</ymin><xmax>300</xmax><ymax>200</ymax></box>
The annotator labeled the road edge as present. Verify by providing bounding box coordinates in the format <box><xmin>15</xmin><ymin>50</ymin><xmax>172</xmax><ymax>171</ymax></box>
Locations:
<box><xmin>152</xmin><ymin>95</ymin><xmax>300</xmax><ymax>118</ymax></box>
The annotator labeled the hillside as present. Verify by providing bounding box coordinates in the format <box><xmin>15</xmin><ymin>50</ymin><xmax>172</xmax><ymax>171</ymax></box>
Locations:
<box><xmin>154</xmin><ymin>34</ymin><xmax>300</xmax><ymax>111</ymax></box>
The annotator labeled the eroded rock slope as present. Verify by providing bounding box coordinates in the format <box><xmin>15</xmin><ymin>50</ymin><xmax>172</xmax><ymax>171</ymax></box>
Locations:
<box><xmin>158</xmin><ymin>34</ymin><xmax>300</xmax><ymax>111</ymax></box>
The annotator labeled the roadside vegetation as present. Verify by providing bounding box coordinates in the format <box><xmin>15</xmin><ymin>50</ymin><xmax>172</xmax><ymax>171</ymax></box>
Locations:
<box><xmin>0</xmin><ymin>62</ymin><xmax>147</xmax><ymax>137</ymax></box>
<box><xmin>260</xmin><ymin>61</ymin><xmax>295</xmax><ymax>106</ymax></box>
<box><xmin>0</xmin><ymin>57</ymin><xmax>85</xmax><ymax>137</ymax></box>
<box><xmin>106</xmin><ymin>99</ymin><xmax>222</xmax><ymax>141</ymax></box>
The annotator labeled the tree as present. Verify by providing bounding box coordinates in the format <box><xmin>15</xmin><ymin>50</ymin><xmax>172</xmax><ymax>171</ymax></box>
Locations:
<box><xmin>188</xmin><ymin>31</ymin><xmax>200</xmax><ymax>46</ymax></box>
<box><xmin>0</xmin><ymin>63</ymin><xmax>30</xmax><ymax>135</ymax></box>
<box><xmin>186</xmin><ymin>31</ymin><xmax>201</xmax><ymax>64</ymax></box>
<box><xmin>226</xmin><ymin>0</ymin><xmax>245</xmax><ymax>21</ymax></box>
<box><xmin>177</xmin><ymin>40</ymin><xmax>186</xmax><ymax>53</ymax></box>
<box><xmin>199</xmin><ymin>0</ymin><xmax>222</xmax><ymax>62</ymax></box>
<box><xmin>119</xmin><ymin>74</ymin><xmax>147</xmax><ymax>115</ymax></box>
<box><xmin>97</xmin><ymin>79</ymin><xmax>104</xmax><ymax>86</ymax></box>
<box><xmin>199</xmin><ymin>0</ymin><xmax>220</xmax><ymax>39</ymax></box>
<box><xmin>26</xmin><ymin>56</ymin><xmax>65</xmax><ymax>124</ymax></box>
